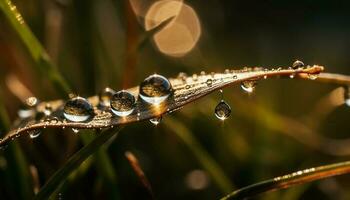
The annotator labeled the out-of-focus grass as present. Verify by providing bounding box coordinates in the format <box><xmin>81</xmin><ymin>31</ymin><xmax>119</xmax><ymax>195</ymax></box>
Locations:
<box><xmin>0</xmin><ymin>89</ymin><xmax>33</xmax><ymax>199</ymax></box>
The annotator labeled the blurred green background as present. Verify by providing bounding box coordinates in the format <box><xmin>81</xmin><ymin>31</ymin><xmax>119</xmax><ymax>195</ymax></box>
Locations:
<box><xmin>1</xmin><ymin>0</ymin><xmax>350</xmax><ymax>199</ymax></box>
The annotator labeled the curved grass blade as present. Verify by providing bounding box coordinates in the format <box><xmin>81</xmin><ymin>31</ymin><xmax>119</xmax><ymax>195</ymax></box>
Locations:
<box><xmin>220</xmin><ymin>160</ymin><xmax>350</xmax><ymax>200</ymax></box>
<box><xmin>0</xmin><ymin>65</ymin><xmax>324</xmax><ymax>146</ymax></box>
<box><xmin>34</xmin><ymin>126</ymin><xmax>122</xmax><ymax>200</ymax></box>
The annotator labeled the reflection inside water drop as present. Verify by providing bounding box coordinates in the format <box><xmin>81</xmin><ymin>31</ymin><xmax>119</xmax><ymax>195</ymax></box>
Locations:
<box><xmin>110</xmin><ymin>90</ymin><xmax>136</xmax><ymax>117</ymax></box>
<box><xmin>63</xmin><ymin>97</ymin><xmax>93</xmax><ymax>122</ymax></box>
<box><xmin>72</xmin><ymin>128</ymin><xmax>80</xmax><ymax>133</ymax></box>
<box><xmin>240</xmin><ymin>80</ymin><xmax>257</xmax><ymax>93</ymax></box>
<box><xmin>292</xmin><ymin>60</ymin><xmax>305</xmax><ymax>69</ymax></box>
<box><xmin>139</xmin><ymin>74</ymin><xmax>172</xmax><ymax>105</ymax></box>
<box><xmin>214</xmin><ymin>100</ymin><xmax>231</xmax><ymax>120</ymax></box>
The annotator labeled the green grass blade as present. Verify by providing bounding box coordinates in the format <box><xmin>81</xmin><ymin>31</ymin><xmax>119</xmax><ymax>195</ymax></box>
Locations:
<box><xmin>165</xmin><ymin>117</ymin><xmax>234</xmax><ymax>194</ymax></box>
<box><xmin>0</xmin><ymin>90</ymin><xmax>33</xmax><ymax>199</ymax></box>
<box><xmin>220</xmin><ymin>160</ymin><xmax>350</xmax><ymax>200</ymax></box>
<box><xmin>34</xmin><ymin>127</ymin><xmax>122</xmax><ymax>200</ymax></box>
<box><xmin>0</xmin><ymin>0</ymin><xmax>71</xmax><ymax>95</ymax></box>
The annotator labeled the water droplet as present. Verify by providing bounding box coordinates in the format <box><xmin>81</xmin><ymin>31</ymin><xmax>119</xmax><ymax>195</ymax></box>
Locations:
<box><xmin>185</xmin><ymin>85</ymin><xmax>191</xmax><ymax>89</ymax></box>
<box><xmin>224</xmin><ymin>69</ymin><xmax>230</xmax><ymax>74</ymax></box>
<box><xmin>99</xmin><ymin>87</ymin><xmax>116</xmax><ymax>107</ymax></box>
<box><xmin>139</xmin><ymin>74</ymin><xmax>172</xmax><ymax>105</ymax></box>
<box><xmin>18</xmin><ymin>97</ymin><xmax>38</xmax><ymax>119</ymax></box>
<box><xmin>178</xmin><ymin>72</ymin><xmax>188</xmax><ymax>82</ymax></box>
<box><xmin>44</xmin><ymin>103</ymin><xmax>52</xmax><ymax>116</ymax></box>
<box><xmin>72</xmin><ymin>128</ymin><xmax>80</xmax><ymax>133</ymax></box>
<box><xmin>206</xmin><ymin>79</ymin><xmax>213</xmax><ymax>87</ymax></box>
<box><xmin>200</xmin><ymin>71</ymin><xmax>206</xmax><ymax>76</ymax></box>
<box><xmin>289</xmin><ymin>74</ymin><xmax>295</xmax><ymax>79</ymax></box>
<box><xmin>192</xmin><ymin>74</ymin><xmax>198</xmax><ymax>81</ymax></box>
<box><xmin>344</xmin><ymin>86</ymin><xmax>350</xmax><ymax>106</ymax></box>
<box><xmin>63</xmin><ymin>97</ymin><xmax>93</xmax><ymax>122</ymax></box>
<box><xmin>232</xmin><ymin>75</ymin><xmax>238</xmax><ymax>79</ymax></box>
<box><xmin>240</xmin><ymin>80</ymin><xmax>257</xmax><ymax>93</ymax></box>
<box><xmin>292</xmin><ymin>60</ymin><xmax>305</xmax><ymax>69</ymax></box>
<box><xmin>29</xmin><ymin>129</ymin><xmax>41</xmax><ymax>139</ymax></box>
<box><xmin>150</xmin><ymin>116</ymin><xmax>162</xmax><ymax>125</ymax></box>
<box><xmin>308</xmin><ymin>74</ymin><xmax>318</xmax><ymax>80</ymax></box>
<box><xmin>215</xmin><ymin>100</ymin><xmax>231</xmax><ymax>120</ymax></box>
<box><xmin>110</xmin><ymin>90</ymin><xmax>136</xmax><ymax>117</ymax></box>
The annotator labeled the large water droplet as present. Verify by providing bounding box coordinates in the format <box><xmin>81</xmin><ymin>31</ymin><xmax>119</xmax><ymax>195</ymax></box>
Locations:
<box><xmin>63</xmin><ymin>97</ymin><xmax>93</xmax><ymax>122</ymax></box>
<box><xmin>18</xmin><ymin>97</ymin><xmax>38</xmax><ymax>119</ymax></box>
<box><xmin>139</xmin><ymin>74</ymin><xmax>172</xmax><ymax>105</ymax></box>
<box><xmin>99</xmin><ymin>87</ymin><xmax>116</xmax><ymax>107</ymax></box>
<box><xmin>110</xmin><ymin>90</ymin><xmax>136</xmax><ymax>117</ymax></box>
<box><xmin>215</xmin><ymin>100</ymin><xmax>231</xmax><ymax>120</ymax></box>
<box><xmin>240</xmin><ymin>80</ymin><xmax>257</xmax><ymax>93</ymax></box>
<box><xmin>150</xmin><ymin>116</ymin><xmax>162</xmax><ymax>125</ymax></box>
<box><xmin>292</xmin><ymin>60</ymin><xmax>304</xmax><ymax>69</ymax></box>
<box><xmin>29</xmin><ymin>129</ymin><xmax>41</xmax><ymax>139</ymax></box>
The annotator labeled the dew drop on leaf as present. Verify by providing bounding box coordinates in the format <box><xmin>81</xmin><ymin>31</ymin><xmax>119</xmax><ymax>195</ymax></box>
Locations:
<box><xmin>241</xmin><ymin>80</ymin><xmax>257</xmax><ymax>93</ymax></box>
<box><xmin>110</xmin><ymin>90</ymin><xmax>136</xmax><ymax>117</ymax></box>
<box><xmin>206</xmin><ymin>79</ymin><xmax>213</xmax><ymax>87</ymax></box>
<box><xmin>18</xmin><ymin>96</ymin><xmax>38</xmax><ymax>119</ymax></box>
<box><xmin>72</xmin><ymin>128</ymin><xmax>80</xmax><ymax>133</ymax></box>
<box><xmin>29</xmin><ymin>129</ymin><xmax>41</xmax><ymax>139</ymax></box>
<box><xmin>214</xmin><ymin>100</ymin><xmax>231</xmax><ymax>120</ymax></box>
<box><xmin>44</xmin><ymin>103</ymin><xmax>52</xmax><ymax>116</ymax></box>
<box><xmin>139</xmin><ymin>74</ymin><xmax>172</xmax><ymax>105</ymax></box>
<box><xmin>63</xmin><ymin>97</ymin><xmax>93</xmax><ymax>122</ymax></box>
<box><xmin>308</xmin><ymin>73</ymin><xmax>319</xmax><ymax>80</ymax></box>
<box><xmin>150</xmin><ymin>116</ymin><xmax>162</xmax><ymax>125</ymax></box>
<box><xmin>99</xmin><ymin>87</ymin><xmax>116</xmax><ymax>107</ymax></box>
<box><xmin>292</xmin><ymin>60</ymin><xmax>305</xmax><ymax>69</ymax></box>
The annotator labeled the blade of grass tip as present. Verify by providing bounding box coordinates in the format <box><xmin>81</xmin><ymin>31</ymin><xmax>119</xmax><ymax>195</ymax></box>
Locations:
<box><xmin>165</xmin><ymin>117</ymin><xmax>234</xmax><ymax>194</ymax></box>
<box><xmin>220</xmin><ymin>160</ymin><xmax>350</xmax><ymax>200</ymax></box>
<box><xmin>0</xmin><ymin>0</ymin><xmax>71</xmax><ymax>95</ymax></box>
<box><xmin>138</xmin><ymin>16</ymin><xmax>175</xmax><ymax>50</ymax></box>
<box><xmin>0</xmin><ymin>90</ymin><xmax>33</xmax><ymax>199</ymax></box>
<box><xmin>34</xmin><ymin>126</ymin><xmax>123</xmax><ymax>200</ymax></box>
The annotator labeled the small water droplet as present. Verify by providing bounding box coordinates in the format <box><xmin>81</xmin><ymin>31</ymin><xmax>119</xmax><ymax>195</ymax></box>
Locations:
<box><xmin>215</xmin><ymin>100</ymin><xmax>231</xmax><ymax>120</ymax></box>
<box><xmin>344</xmin><ymin>86</ymin><xmax>350</xmax><ymax>106</ymax></box>
<box><xmin>185</xmin><ymin>85</ymin><xmax>191</xmax><ymax>89</ymax></box>
<box><xmin>139</xmin><ymin>74</ymin><xmax>172</xmax><ymax>105</ymax></box>
<box><xmin>44</xmin><ymin>103</ymin><xmax>52</xmax><ymax>116</ymax></box>
<box><xmin>200</xmin><ymin>71</ymin><xmax>206</xmax><ymax>76</ymax></box>
<box><xmin>292</xmin><ymin>60</ymin><xmax>305</xmax><ymax>69</ymax></box>
<box><xmin>224</xmin><ymin>69</ymin><xmax>230</xmax><ymax>74</ymax></box>
<box><xmin>206</xmin><ymin>79</ymin><xmax>213</xmax><ymax>87</ymax></box>
<box><xmin>240</xmin><ymin>80</ymin><xmax>257</xmax><ymax>93</ymax></box>
<box><xmin>232</xmin><ymin>75</ymin><xmax>237</xmax><ymax>79</ymax></box>
<box><xmin>110</xmin><ymin>90</ymin><xmax>136</xmax><ymax>117</ymax></box>
<box><xmin>63</xmin><ymin>97</ymin><xmax>93</xmax><ymax>122</ymax></box>
<box><xmin>72</xmin><ymin>128</ymin><xmax>80</xmax><ymax>133</ymax></box>
<box><xmin>308</xmin><ymin>73</ymin><xmax>318</xmax><ymax>80</ymax></box>
<box><xmin>150</xmin><ymin>116</ymin><xmax>162</xmax><ymax>125</ymax></box>
<box><xmin>18</xmin><ymin>97</ymin><xmax>38</xmax><ymax>119</ymax></box>
<box><xmin>192</xmin><ymin>74</ymin><xmax>198</xmax><ymax>81</ymax></box>
<box><xmin>29</xmin><ymin>129</ymin><xmax>41</xmax><ymax>139</ymax></box>
<box><xmin>99</xmin><ymin>87</ymin><xmax>116</xmax><ymax>107</ymax></box>
<box><xmin>289</xmin><ymin>74</ymin><xmax>295</xmax><ymax>79</ymax></box>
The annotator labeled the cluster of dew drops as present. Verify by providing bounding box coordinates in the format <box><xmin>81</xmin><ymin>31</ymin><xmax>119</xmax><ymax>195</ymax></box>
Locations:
<box><xmin>4</xmin><ymin>60</ymin><xmax>333</xmax><ymax>143</ymax></box>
